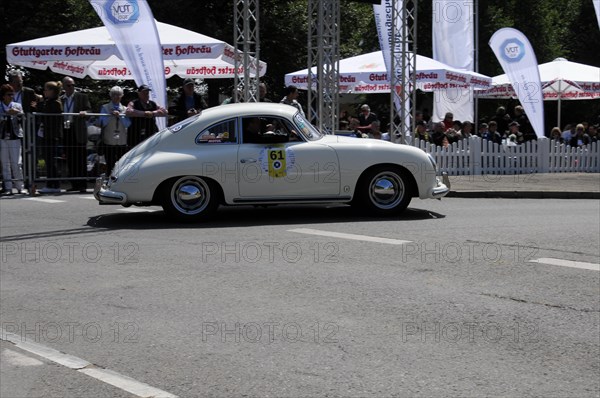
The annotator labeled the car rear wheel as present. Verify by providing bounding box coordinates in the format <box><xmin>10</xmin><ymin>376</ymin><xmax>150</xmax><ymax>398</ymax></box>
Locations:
<box><xmin>355</xmin><ymin>167</ymin><xmax>413</xmax><ymax>216</ymax></box>
<box><xmin>161</xmin><ymin>176</ymin><xmax>219</xmax><ymax>221</ymax></box>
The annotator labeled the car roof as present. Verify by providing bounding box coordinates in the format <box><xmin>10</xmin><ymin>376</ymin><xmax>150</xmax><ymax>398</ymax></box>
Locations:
<box><xmin>198</xmin><ymin>102</ymin><xmax>299</xmax><ymax>121</ymax></box>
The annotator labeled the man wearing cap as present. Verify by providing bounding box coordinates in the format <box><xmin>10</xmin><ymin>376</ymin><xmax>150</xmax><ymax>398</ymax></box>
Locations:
<box><xmin>126</xmin><ymin>84</ymin><xmax>167</xmax><ymax>147</ymax></box>
<box><xmin>508</xmin><ymin>121</ymin><xmax>522</xmax><ymax>144</ymax></box>
<box><xmin>357</xmin><ymin>104</ymin><xmax>378</xmax><ymax>134</ymax></box>
<box><xmin>171</xmin><ymin>78</ymin><xmax>208</xmax><ymax>123</ymax></box>
<box><xmin>479</xmin><ymin>123</ymin><xmax>490</xmax><ymax>140</ymax></box>
<box><xmin>413</xmin><ymin>120</ymin><xmax>429</xmax><ymax>142</ymax></box>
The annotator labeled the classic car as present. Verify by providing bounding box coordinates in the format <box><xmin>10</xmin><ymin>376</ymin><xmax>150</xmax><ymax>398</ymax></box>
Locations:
<box><xmin>94</xmin><ymin>103</ymin><xmax>449</xmax><ymax>220</ymax></box>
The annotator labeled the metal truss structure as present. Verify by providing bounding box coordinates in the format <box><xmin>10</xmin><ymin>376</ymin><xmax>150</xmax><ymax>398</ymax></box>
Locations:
<box><xmin>234</xmin><ymin>0</ymin><xmax>260</xmax><ymax>102</ymax></box>
<box><xmin>233</xmin><ymin>0</ymin><xmax>416</xmax><ymax>141</ymax></box>
<box><xmin>389</xmin><ymin>0</ymin><xmax>417</xmax><ymax>144</ymax></box>
<box><xmin>307</xmin><ymin>0</ymin><xmax>340</xmax><ymax>134</ymax></box>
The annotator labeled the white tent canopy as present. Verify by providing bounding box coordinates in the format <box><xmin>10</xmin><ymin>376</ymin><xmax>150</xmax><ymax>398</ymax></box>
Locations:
<box><xmin>7</xmin><ymin>22</ymin><xmax>266</xmax><ymax>80</ymax></box>
<box><xmin>477</xmin><ymin>58</ymin><xmax>600</xmax><ymax>127</ymax></box>
<box><xmin>285</xmin><ymin>51</ymin><xmax>492</xmax><ymax>93</ymax></box>
<box><xmin>477</xmin><ymin>58</ymin><xmax>600</xmax><ymax>101</ymax></box>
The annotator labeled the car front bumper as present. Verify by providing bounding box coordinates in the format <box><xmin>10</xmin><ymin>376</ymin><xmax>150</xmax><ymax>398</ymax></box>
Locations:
<box><xmin>93</xmin><ymin>177</ymin><xmax>127</xmax><ymax>205</ymax></box>
<box><xmin>431</xmin><ymin>173</ymin><xmax>450</xmax><ymax>198</ymax></box>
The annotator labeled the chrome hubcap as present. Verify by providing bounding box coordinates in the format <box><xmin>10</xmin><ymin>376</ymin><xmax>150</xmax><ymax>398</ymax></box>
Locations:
<box><xmin>369</xmin><ymin>172</ymin><xmax>404</xmax><ymax>209</ymax></box>
<box><xmin>171</xmin><ymin>177</ymin><xmax>210</xmax><ymax>215</ymax></box>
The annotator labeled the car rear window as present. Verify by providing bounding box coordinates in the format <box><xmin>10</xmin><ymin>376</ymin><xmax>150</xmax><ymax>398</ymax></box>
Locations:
<box><xmin>196</xmin><ymin>118</ymin><xmax>237</xmax><ymax>144</ymax></box>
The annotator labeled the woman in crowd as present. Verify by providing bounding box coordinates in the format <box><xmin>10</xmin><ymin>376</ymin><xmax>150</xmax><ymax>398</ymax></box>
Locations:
<box><xmin>98</xmin><ymin>86</ymin><xmax>131</xmax><ymax>174</ymax></box>
<box><xmin>549</xmin><ymin>127</ymin><xmax>563</xmax><ymax>143</ymax></box>
<box><xmin>0</xmin><ymin>84</ymin><xmax>25</xmax><ymax>195</ymax></box>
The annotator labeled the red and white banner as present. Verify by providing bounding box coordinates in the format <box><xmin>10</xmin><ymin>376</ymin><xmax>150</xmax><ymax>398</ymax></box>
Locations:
<box><xmin>489</xmin><ymin>28</ymin><xmax>544</xmax><ymax>138</ymax></box>
<box><xmin>17</xmin><ymin>45</ymin><xmax>267</xmax><ymax>81</ymax></box>
<box><xmin>6</xmin><ymin>23</ymin><xmax>224</xmax><ymax>64</ymax></box>
<box><xmin>89</xmin><ymin>0</ymin><xmax>167</xmax><ymax>129</ymax></box>
<box><xmin>432</xmin><ymin>0</ymin><xmax>474</xmax><ymax>123</ymax></box>
<box><xmin>284</xmin><ymin>51</ymin><xmax>490</xmax><ymax>94</ymax></box>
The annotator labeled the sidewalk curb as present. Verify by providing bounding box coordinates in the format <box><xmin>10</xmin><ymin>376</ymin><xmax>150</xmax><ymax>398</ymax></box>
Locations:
<box><xmin>447</xmin><ymin>191</ymin><xmax>600</xmax><ymax>199</ymax></box>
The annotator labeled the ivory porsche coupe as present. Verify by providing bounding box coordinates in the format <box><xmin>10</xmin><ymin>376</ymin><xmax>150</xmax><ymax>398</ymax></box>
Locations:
<box><xmin>94</xmin><ymin>103</ymin><xmax>449</xmax><ymax>220</ymax></box>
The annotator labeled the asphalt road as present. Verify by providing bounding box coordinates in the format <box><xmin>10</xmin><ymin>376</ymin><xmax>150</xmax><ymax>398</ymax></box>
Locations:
<box><xmin>1</xmin><ymin>194</ymin><xmax>599</xmax><ymax>397</ymax></box>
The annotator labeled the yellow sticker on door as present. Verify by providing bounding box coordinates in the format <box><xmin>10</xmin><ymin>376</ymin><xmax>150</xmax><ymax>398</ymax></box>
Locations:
<box><xmin>259</xmin><ymin>146</ymin><xmax>296</xmax><ymax>178</ymax></box>
<box><xmin>268</xmin><ymin>149</ymin><xmax>287</xmax><ymax>178</ymax></box>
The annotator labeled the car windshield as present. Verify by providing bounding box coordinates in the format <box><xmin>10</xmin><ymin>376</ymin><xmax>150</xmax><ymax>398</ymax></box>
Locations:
<box><xmin>293</xmin><ymin>113</ymin><xmax>324</xmax><ymax>141</ymax></box>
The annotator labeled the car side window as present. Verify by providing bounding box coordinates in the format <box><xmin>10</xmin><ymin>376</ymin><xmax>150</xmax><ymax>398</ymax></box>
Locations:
<box><xmin>195</xmin><ymin>118</ymin><xmax>237</xmax><ymax>144</ymax></box>
<box><xmin>242</xmin><ymin>116</ymin><xmax>301</xmax><ymax>144</ymax></box>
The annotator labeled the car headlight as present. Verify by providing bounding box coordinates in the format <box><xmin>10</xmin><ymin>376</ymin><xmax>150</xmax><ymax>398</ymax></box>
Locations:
<box><xmin>427</xmin><ymin>154</ymin><xmax>438</xmax><ymax>172</ymax></box>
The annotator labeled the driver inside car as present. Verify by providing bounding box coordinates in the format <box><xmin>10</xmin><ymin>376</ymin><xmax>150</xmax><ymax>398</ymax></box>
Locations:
<box><xmin>243</xmin><ymin>117</ymin><xmax>290</xmax><ymax>144</ymax></box>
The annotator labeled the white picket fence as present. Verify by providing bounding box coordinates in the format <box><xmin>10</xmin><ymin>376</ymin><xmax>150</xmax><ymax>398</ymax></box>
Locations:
<box><xmin>413</xmin><ymin>137</ymin><xmax>599</xmax><ymax>175</ymax></box>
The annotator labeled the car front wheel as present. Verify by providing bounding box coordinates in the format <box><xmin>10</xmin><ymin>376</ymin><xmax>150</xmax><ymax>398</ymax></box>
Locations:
<box><xmin>355</xmin><ymin>167</ymin><xmax>413</xmax><ymax>216</ymax></box>
<box><xmin>161</xmin><ymin>176</ymin><xmax>219</xmax><ymax>221</ymax></box>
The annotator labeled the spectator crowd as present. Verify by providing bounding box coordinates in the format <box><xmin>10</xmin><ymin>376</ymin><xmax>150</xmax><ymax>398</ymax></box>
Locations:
<box><xmin>0</xmin><ymin>74</ymin><xmax>598</xmax><ymax>196</ymax></box>
<box><xmin>339</xmin><ymin>103</ymin><xmax>599</xmax><ymax>149</ymax></box>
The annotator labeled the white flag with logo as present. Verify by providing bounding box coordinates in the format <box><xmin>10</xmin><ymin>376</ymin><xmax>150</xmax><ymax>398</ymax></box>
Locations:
<box><xmin>489</xmin><ymin>28</ymin><xmax>544</xmax><ymax>138</ymax></box>
<box><xmin>432</xmin><ymin>0</ymin><xmax>474</xmax><ymax>124</ymax></box>
<box><xmin>89</xmin><ymin>0</ymin><xmax>167</xmax><ymax>129</ymax></box>
<box><xmin>594</xmin><ymin>0</ymin><xmax>600</xmax><ymax>30</ymax></box>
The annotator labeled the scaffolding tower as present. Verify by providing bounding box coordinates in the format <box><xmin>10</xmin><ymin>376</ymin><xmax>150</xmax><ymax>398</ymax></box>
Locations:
<box><xmin>307</xmin><ymin>0</ymin><xmax>340</xmax><ymax>134</ymax></box>
<box><xmin>389</xmin><ymin>0</ymin><xmax>418</xmax><ymax>144</ymax></box>
<box><xmin>234</xmin><ymin>0</ymin><xmax>417</xmax><ymax>141</ymax></box>
<box><xmin>234</xmin><ymin>0</ymin><xmax>260</xmax><ymax>102</ymax></box>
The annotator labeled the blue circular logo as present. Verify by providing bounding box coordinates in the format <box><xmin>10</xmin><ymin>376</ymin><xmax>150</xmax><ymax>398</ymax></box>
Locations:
<box><xmin>500</xmin><ymin>38</ymin><xmax>525</xmax><ymax>63</ymax></box>
<box><xmin>105</xmin><ymin>0</ymin><xmax>140</xmax><ymax>25</ymax></box>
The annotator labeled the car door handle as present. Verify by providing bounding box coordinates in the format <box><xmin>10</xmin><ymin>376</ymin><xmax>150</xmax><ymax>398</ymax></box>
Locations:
<box><xmin>240</xmin><ymin>158</ymin><xmax>257</xmax><ymax>164</ymax></box>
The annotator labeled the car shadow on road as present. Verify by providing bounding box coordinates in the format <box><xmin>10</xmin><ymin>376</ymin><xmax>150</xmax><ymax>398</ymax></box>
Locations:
<box><xmin>86</xmin><ymin>204</ymin><xmax>446</xmax><ymax>230</ymax></box>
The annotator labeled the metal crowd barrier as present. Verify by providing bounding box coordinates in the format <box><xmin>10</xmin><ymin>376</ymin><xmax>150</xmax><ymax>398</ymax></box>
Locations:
<box><xmin>1</xmin><ymin>112</ymin><xmax>171</xmax><ymax>195</ymax></box>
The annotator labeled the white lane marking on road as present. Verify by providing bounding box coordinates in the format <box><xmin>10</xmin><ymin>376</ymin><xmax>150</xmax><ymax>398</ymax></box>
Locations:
<box><xmin>288</xmin><ymin>228</ymin><xmax>411</xmax><ymax>245</ymax></box>
<box><xmin>1</xmin><ymin>330</ymin><xmax>178</xmax><ymax>397</ymax></box>
<box><xmin>80</xmin><ymin>368</ymin><xmax>178</xmax><ymax>398</ymax></box>
<box><xmin>529</xmin><ymin>258</ymin><xmax>600</xmax><ymax>272</ymax></box>
<box><xmin>79</xmin><ymin>196</ymin><xmax>96</xmax><ymax>200</ymax></box>
<box><xmin>2</xmin><ymin>332</ymin><xmax>90</xmax><ymax>369</ymax></box>
<box><xmin>2</xmin><ymin>348</ymin><xmax>44</xmax><ymax>366</ymax></box>
<box><xmin>24</xmin><ymin>198</ymin><xmax>65</xmax><ymax>204</ymax></box>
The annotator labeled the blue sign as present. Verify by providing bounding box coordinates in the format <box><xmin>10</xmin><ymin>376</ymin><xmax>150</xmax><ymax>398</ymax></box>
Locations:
<box><xmin>500</xmin><ymin>38</ymin><xmax>525</xmax><ymax>63</ymax></box>
<box><xmin>105</xmin><ymin>0</ymin><xmax>140</xmax><ymax>25</ymax></box>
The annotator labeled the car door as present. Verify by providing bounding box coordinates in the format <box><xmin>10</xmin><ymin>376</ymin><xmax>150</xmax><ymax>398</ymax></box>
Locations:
<box><xmin>237</xmin><ymin>115</ymin><xmax>340</xmax><ymax>198</ymax></box>
<box><xmin>192</xmin><ymin>118</ymin><xmax>240</xmax><ymax>196</ymax></box>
